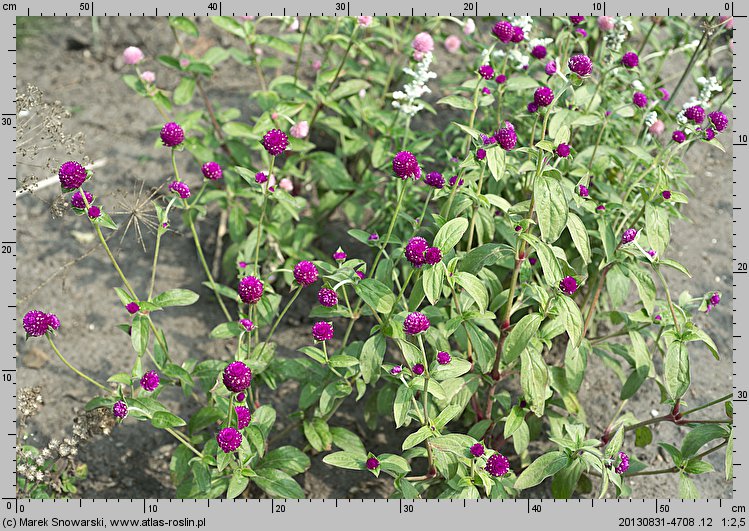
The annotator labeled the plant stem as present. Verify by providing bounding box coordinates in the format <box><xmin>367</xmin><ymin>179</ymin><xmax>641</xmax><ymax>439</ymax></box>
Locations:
<box><xmin>680</xmin><ymin>393</ymin><xmax>733</xmax><ymax>417</ymax></box>
<box><xmin>165</xmin><ymin>428</ymin><xmax>203</xmax><ymax>458</ymax></box>
<box><xmin>623</xmin><ymin>440</ymin><xmax>727</xmax><ymax>477</ymax></box>
<box><xmin>417</xmin><ymin>334</ymin><xmax>434</xmax><ymax>473</ymax></box>
<box><xmin>256</xmin><ymin>288</ymin><xmax>302</xmax><ymax>358</ymax></box>
<box><xmin>148</xmin><ymin>197</ymin><xmax>177</xmax><ymax>300</ymax></box>
<box><xmin>582</xmin><ymin>264</ymin><xmax>612</xmax><ymax>339</ymax></box>
<box><xmin>466</xmin><ymin>164</ymin><xmax>486</xmax><ymax>250</ymax></box>
<box><xmin>653</xmin><ymin>265</ymin><xmax>681</xmax><ymax>334</ymax></box>
<box><xmin>293</xmin><ymin>16</ymin><xmax>312</xmax><ymax>84</ymax></box>
<box><xmin>254</xmin><ymin>157</ymin><xmax>274</xmax><ymax>275</ymax></box>
<box><xmin>47</xmin><ymin>336</ymin><xmax>109</xmax><ymax>392</ymax></box>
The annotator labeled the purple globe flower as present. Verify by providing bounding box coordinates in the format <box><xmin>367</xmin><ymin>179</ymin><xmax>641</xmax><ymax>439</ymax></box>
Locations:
<box><xmin>160</xmin><ymin>122</ymin><xmax>185</xmax><ymax>147</ymax></box>
<box><xmin>495</xmin><ymin>74</ymin><xmax>507</xmax><ymax>84</ymax></box>
<box><xmin>569</xmin><ymin>16</ymin><xmax>585</xmax><ymax>24</ymax></box>
<box><xmin>87</xmin><ymin>206</ymin><xmax>101</xmax><ymax>219</ymax></box>
<box><xmin>511</xmin><ymin>25</ymin><xmax>525</xmax><ymax>42</ymax></box>
<box><xmin>216</xmin><ymin>427</ymin><xmax>242</xmax><ymax>453</ymax></box>
<box><xmin>485</xmin><ymin>453</ymin><xmax>510</xmax><ymax>477</ymax></box>
<box><xmin>405</xmin><ymin>236</ymin><xmax>429</xmax><ymax>268</ymax></box>
<box><xmin>621</xmin><ymin>228</ymin><xmax>637</xmax><ymax>244</ymax></box>
<box><xmin>255</xmin><ymin>172</ymin><xmax>268</xmax><ymax>184</ymax></box>
<box><xmin>58</xmin><ymin>161</ymin><xmax>87</xmax><ymax>190</ymax></box>
<box><xmin>412</xmin><ymin>363</ymin><xmax>425</xmax><ymax>375</ymax></box>
<box><xmin>646</xmin><ymin>249</ymin><xmax>657</xmax><ymax>258</ymax></box>
<box><xmin>46</xmin><ymin>313</ymin><xmax>60</xmax><ymax>331</ymax></box>
<box><xmin>449</xmin><ymin>175</ymin><xmax>465</xmax><ymax>187</ymax></box>
<box><xmin>596</xmin><ymin>204</ymin><xmax>606</xmax><ymax>211</ymax></box>
<box><xmin>470</xmin><ymin>443</ymin><xmax>485</xmax><ymax>457</ymax></box>
<box><xmin>437</xmin><ymin>351</ymin><xmax>451</xmax><ymax>365</ymax></box>
<box><xmin>578</xmin><ymin>184</ymin><xmax>589</xmax><ymax>198</ymax></box>
<box><xmin>527</xmin><ymin>102</ymin><xmax>539</xmax><ymax>114</ymax></box>
<box><xmin>475</xmin><ymin>148</ymin><xmax>486</xmax><ymax>161</ymax></box>
<box><xmin>424</xmin><ymin>171</ymin><xmax>445</xmax><ymax>189</ymax></box>
<box><xmin>23</xmin><ymin>310</ymin><xmax>50</xmax><ymax>337</ymax></box>
<box><xmin>531</xmin><ymin>45</ymin><xmax>547</xmax><ymax>59</ymax></box>
<box><xmin>239</xmin><ymin>319</ymin><xmax>255</xmax><ymax>332</ymax></box>
<box><xmin>261</xmin><ymin>129</ymin><xmax>289</xmax><ymax>156</ymax></box>
<box><xmin>70</xmin><ymin>190</ymin><xmax>94</xmax><ymax>209</ymax></box>
<box><xmin>662</xmin><ymin>190</ymin><xmax>672</xmax><ymax>200</ymax></box>
<box><xmin>390</xmin><ymin>365</ymin><xmax>402</xmax><ymax>375</ymax></box>
<box><xmin>332</xmin><ymin>249</ymin><xmax>347</xmax><ymax>261</ymax></box>
<box><xmin>632</xmin><ymin>92</ymin><xmax>648</xmax><ymax>108</ymax></box>
<box><xmin>556</xmin><ymin>143</ymin><xmax>571</xmax><ymax>158</ymax></box>
<box><xmin>705</xmin><ymin>128</ymin><xmax>716</xmax><ymax>141</ymax></box>
<box><xmin>392</xmin><ymin>151</ymin><xmax>420</xmax><ymax>179</ymax></box>
<box><xmin>478</xmin><ymin>64</ymin><xmax>495</xmax><ymax>79</ymax></box>
<box><xmin>235</xmin><ymin>405</ymin><xmax>252</xmax><ymax>429</ymax></box>
<box><xmin>169</xmin><ymin>181</ymin><xmax>191</xmax><ymax>199</ymax></box>
<box><xmin>238</xmin><ymin>276</ymin><xmax>264</xmax><ymax>304</ymax></box>
<box><xmin>559</xmin><ymin>276</ymin><xmax>579</xmax><ymax>296</ymax></box>
<box><xmin>481</xmin><ymin>87</ymin><xmax>491</xmax><ymax>96</ymax></box>
<box><xmin>425</xmin><ymin>247</ymin><xmax>442</xmax><ymax>266</ymax></box>
<box><xmin>236</xmin><ymin>392</ymin><xmax>246</xmax><ymax>402</ymax></box>
<box><xmin>576</xmin><ymin>28</ymin><xmax>588</xmax><ymax>37</ymax></box>
<box><xmin>684</xmin><ymin>105</ymin><xmax>705</xmax><ymax>124</ymax></box>
<box><xmin>708</xmin><ymin>111</ymin><xmax>728</xmax><ymax>132</ymax></box>
<box><xmin>294</xmin><ymin>260</ymin><xmax>319</xmax><ymax>287</ymax></box>
<box><xmin>356</xmin><ymin>270</ymin><xmax>365</xmax><ymax>280</ymax></box>
<box><xmin>615</xmin><ymin>451</ymin><xmax>630</xmax><ymax>474</ymax></box>
<box><xmin>568</xmin><ymin>54</ymin><xmax>592</xmax><ymax>77</ymax></box>
<box><xmin>201</xmin><ymin>161</ymin><xmax>223</xmax><ymax>180</ymax></box>
<box><xmin>658</xmin><ymin>87</ymin><xmax>671</xmax><ymax>101</ymax></box>
<box><xmin>545</xmin><ymin>61</ymin><xmax>557</xmax><ymax>76</ymax></box>
<box><xmin>368</xmin><ymin>232</ymin><xmax>379</xmax><ymax>241</ymax></box>
<box><xmin>403</xmin><ymin>312</ymin><xmax>430</xmax><ymax>335</ymax></box>
<box><xmin>710</xmin><ymin>292</ymin><xmax>721</xmax><ymax>306</ymax></box>
<box><xmin>366</xmin><ymin>457</ymin><xmax>380</xmax><ymax>470</ymax></box>
<box><xmin>223</xmin><ymin>361</ymin><xmax>252</xmax><ymax>393</ymax></box>
<box><xmin>140</xmin><ymin>370</ymin><xmax>160</xmax><ymax>392</ymax></box>
<box><xmin>492</xmin><ymin>21</ymin><xmax>514</xmax><ymax>43</ymax></box>
<box><xmin>534</xmin><ymin>86</ymin><xmax>554</xmax><ymax>107</ymax></box>
<box><xmin>317</xmin><ymin>288</ymin><xmax>338</xmax><ymax>307</ymax></box>
<box><xmin>495</xmin><ymin>122</ymin><xmax>517</xmax><ymax>151</ymax></box>
<box><xmin>113</xmin><ymin>400</ymin><xmax>128</xmax><ymax>419</ymax></box>
<box><xmin>621</xmin><ymin>51</ymin><xmax>639</xmax><ymax>68</ymax></box>
<box><xmin>312</xmin><ymin>321</ymin><xmax>334</xmax><ymax>342</ymax></box>
<box><xmin>672</xmin><ymin>130</ymin><xmax>686</xmax><ymax>143</ymax></box>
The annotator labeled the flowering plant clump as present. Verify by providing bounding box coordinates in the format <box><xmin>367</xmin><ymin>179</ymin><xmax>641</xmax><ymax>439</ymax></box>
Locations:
<box><xmin>19</xmin><ymin>15</ymin><xmax>733</xmax><ymax>500</ymax></box>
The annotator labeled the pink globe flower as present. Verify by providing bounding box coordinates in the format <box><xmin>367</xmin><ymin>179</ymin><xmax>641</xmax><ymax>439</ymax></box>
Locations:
<box><xmin>444</xmin><ymin>35</ymin><xmax>461</xmax><ymax>53</ymax></box>
<box><xmin>649</xmin><ymin>120</ymin><xmax>665</xmax><ymax>135</ymax></box>
<box><xmin>412</xmin><ymin>32</ymin><xmax>434</xmax><ymax>54</ymax></box>
<box><xmin>123</xmin><ymin>46</ymin><xmax>144</xmax><ymax>65</ymax></box>
<box><xmin>140</xmin><ymin>70</ymin><xmax>155</xmax><ymax>83</ymax></box>
<box><xmin>358</xmin><ymin>16</ymin><xmax>373</xmax><ymax>27</ymax></box>
<box><xmin>290</xmin><ymin>120</ymin><xmax>309</xmax><ymax>139</ymax></box>
<box><xmin>598</xmin><ymin>16</ymin><xmax>615</xmax><ymax>31</ymax></box>
<box><xmin>463</xmin><ymin>18</ymin><xmax>476</xmax><ymax>35</ymax></box>
<box><xmin>720</xmin><ymin>16</ymin><xmax>734</xmax><ymax>30</ymax></box>
<box><xmin>279</xmin><ymin>178</ymin><xmax>294</xmax><ymax>193</ymax></box>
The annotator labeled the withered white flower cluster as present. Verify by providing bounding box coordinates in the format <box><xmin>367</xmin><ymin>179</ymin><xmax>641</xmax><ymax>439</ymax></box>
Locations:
<box><xmin>392</xmin><ymin>52</ymin><xmax>438</xmax><ymax>117</ymax></box>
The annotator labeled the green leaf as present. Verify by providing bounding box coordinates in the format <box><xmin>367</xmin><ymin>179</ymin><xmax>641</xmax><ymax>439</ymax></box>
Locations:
<box><xmin>253</xmin><ymin>468</ymin><xmax>305</xmax><ymax>499</ymax></box>
<box><xmin>486</xmin><ymin>147</ymin><xmax>506</xmax><ymax>181</ymax></box>
<box><xmin>566</xmin><ymin>213</ymin><xmax>591</xmax><ymax>264</ymax></box>
<box><xmin>454</xmin><ymin>272</ymin><xmax>488</xmax><ymax>311</ymax></box>
<box><xmin>188</xmin><ymin>406</ymin><xmax>223</xmax><ymax>434</ymax></box>
<box><xmin>503</xmin><ymin>406</ymin><xmax>525</xmax><ymax>438</ymax></box>
<box><xmin>227</xmin><ymin>471</ymin><xmax>249</xmax><ymax>499</ymax></box>
<box><xmin>431</xmin><ymin>358</ymin><xmax>471</xmax><ymax>381</ymax></box>
<box><xmin>434</xmin><ymin>218</ymin><xmax>469</xmax><ymax>252</ymax></box>
<box><xmin>423</xmin><ymin>263</ymin><xmax>445</xmax><ymax>305</ymax></box>
<box><xmin>556</xmin><ymin>295</ymin><xmax>583</xmax><ymax>348</ymax></box>
<box><xmin>461</xmin><ymin>244</ymin><xmax>510</xmax><ymax>274</ymax></box>
<box><xmin>260</xmin><ymin>446</ymin><xmax>311</xmax><ymax>475</ymax></box>
<box><xmin>521</xmin><ymin>234</ymin><xmax>562</xmax><ymax>285</ymax></box>
<box><xmin>152</xmin><ymin>289</ymin><xmax>200</xmax><ymax>308</ymax></box>
<box><xmin>131</xmin><ymin>314</ymin><xmax>149</xmax><ymax>355</ymax></box>
<box><xmin>170</xmin><ymin>16</ymin><xmax>199</xmax><ymax>37</ymax></box>
<box><xmin>379</xmin><ymin>454</ymin><xmax>411</xmax><ymax>476</ymax></box>
<box><xmin>514</xmin><ymin>451</ymin><xmax>569</xmax><ymax>490</ymax></box>
<box><xmin>210</xmin><ymin>16</ymin><xmax>246</xmax><ymax>37</ymax></box>
<box><xmin>173</xmin><ymin>77</ymin><xmax>196</xmax><ymax>105</ymax></box>
<box><xmin>360</xmin><ymin>334</ymin><xmax>386</xmax><ymax>384</ymax></box>
<box><xmin>604</xmin><ymin>426</ymin><xmax>624</xmax><ymax>459</ymax></box>
<box><xmin>330</xmin><ymin>427</ymin><xmax>366</xmax><ymax>457</ymax></box>
<box><xmin>394</xmin><ymin>385</ymin><xmax>414</xmax><ymax>428</ymax></box>
<box><xmin>329</xmin><ymin>79</ymin><xmax>370</xmax><ymax>100</ymax></box>
<box><xmin>684</xmin><ymin>459</ymin><xmax>715</xmax><ymax>475</ymax></box>
<box><xmin>681</xmin><ymin>424</ymin><xmax>727</xmax><ymax>458</ymax></box>
<box><xmin>308</xmin><ymin>152</ymin><xmax>355</xmax><ymax>191</ymax></box>
<box><xmin>355</xmin><ymin>279</ymin><xmax>395</xmax><ymax>314</ymax></box>
<box><xmin>726</xmin><ymin>429</ymin><xmax>734</xmax><ymax>481</ymax></box>
<box><xmin>433</xmin><ymin>405</ymin><xmax>462</xmax><ymax>430</ymax></box>
<box><xmin>437</xmin><ymin>95</ymin><xmax>474</xmax><ymax>110</ymax></box>
<box><xmin>84</xmin><ymin>396</ymin><xmax>115</xmax><ymax>411</ymax></box>
<box><xmin>635</xmin><ymin>426</ymin><xmax>653</xmax><ymax>447</ymax></box>
<box><xmin>597</xmin><ymin>217</ymin><xmax>617</xmax><ymax>265</ymax></box>
<box><xmin>303</xmin><ymin>418</ymin><xmax>332</xmax><ymax>452</ymax></box>
<box><xmin>551</xmin><ymin>460</ymin><xmax>584</xmax><ymax>499</ymax></box>
<box><xmin>402</xmin><ymin>426</ymin><xmax>434</xmax><ymax>450</ymax></box>
<box><xmin>503</xmin><ymin>314</ymin><xmax>542</xmax><ymax>363</ymax></box>
<box><xmin>150</xmin><ymin>411</ymin><xmax>187</xmax><ymax>429</ymax></box>
<box><xmin>534</xmin><ymin>175</ymin><xmax>568</xmax><ymax>244</ymax></box>
<box><xmin>665</xmin><ymin>339</ymin><xmax>690</xmax><ymax>399</ymax></box>
<box><xmin>464</xmin><ymin>322</ymin><xmax>494</xmax><ymax>374</ymax></box>
<box><xmin>322</xmin><ymin>451</ymin><xmax>366</xmax><ymax>470</ymax></box>
<box><xmin>521</xmin><ymin>345</ymin><xmax>551</xmax><ymax>417</ymax></box>
<box><xmin>645</xmin><ymin>203</ymin><xmax>670</xmax><ymax>256</ymax></box>
<box><xmin>659</xmin><ymin>258</ymin><xmax>691</xmax><ymax>278</ymax></box>
<box><xmin>678</xmin><ymin>473</ymin><xmax>699</xmax><ymax>499</ymax></box>
<box><xmin>209</xmin><ymin>321</ymin><xmax>244</xmax><ymax>339</ymax></box>
<box><xmin>628</xmin><ymin>266</ymin><xmax>656</xmax><ymax>315</ymax></box>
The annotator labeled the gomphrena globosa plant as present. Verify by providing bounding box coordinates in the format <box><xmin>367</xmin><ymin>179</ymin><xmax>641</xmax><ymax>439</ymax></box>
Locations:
<box><xmin>19</xmin><ymin>15</ymin><xmax>734</xmax><ymax>499</ymax></box>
